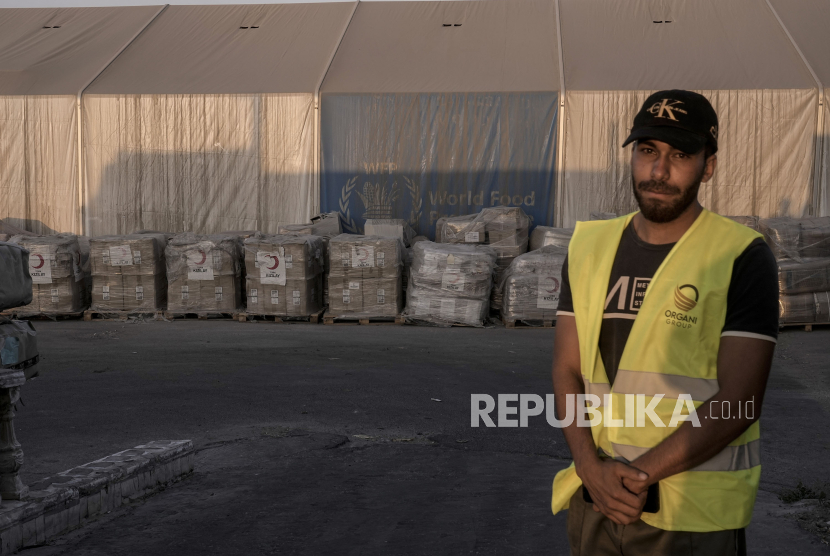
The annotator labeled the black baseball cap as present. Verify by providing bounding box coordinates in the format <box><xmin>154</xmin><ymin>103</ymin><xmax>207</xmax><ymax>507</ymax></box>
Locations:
<box><xmin>622</xmin><ymin>90</ymin><xmax>719</xmax><ymax>155</ymax></box>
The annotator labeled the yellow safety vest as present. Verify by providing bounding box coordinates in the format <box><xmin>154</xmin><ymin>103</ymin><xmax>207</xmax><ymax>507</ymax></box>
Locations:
<box><xmin>551</xmin><ymin>209</ymin><xmax>763</xmax><ymax>532</ymax></box>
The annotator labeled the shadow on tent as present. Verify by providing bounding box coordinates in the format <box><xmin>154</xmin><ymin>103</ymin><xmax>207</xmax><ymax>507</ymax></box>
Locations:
<box><xmin>88</xmin><ymin>150</ymin><xmax>317</xmax><ymax>237</ymax></box>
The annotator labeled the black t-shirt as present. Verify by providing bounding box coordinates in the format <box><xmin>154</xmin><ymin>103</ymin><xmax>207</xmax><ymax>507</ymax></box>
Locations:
<box><xmin>556</xmin><ymin>222</ymin><xmax>779</xmax><ymax>385</ymax></box>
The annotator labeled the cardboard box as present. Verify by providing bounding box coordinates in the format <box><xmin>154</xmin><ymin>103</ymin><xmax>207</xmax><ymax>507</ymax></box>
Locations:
<box><xmin>91</xmin><ymin>275</ymin><xmax>124</xmax><ymax>311</ymax></box>
<box><xmin>328</xmin><ymin>234</ymin><xmax>404</xmax><ymax>279</ymax></box>
<box><xmin>12</xmin><ymin>234</ymin><xmax>89</xmax><ymax>314</ymax></box>
<box><xmin>92</xmin><ymin>274</ymin><xmax>166</xmax><ymax>312</ymax></box>
<box><xmin>780</xmin><ymin>291</ymin><xmax>830</xmax><ymax>324</ymax></box>
<box><xmin>362</xmin><ymin>277</ymin><xmax>403</xmax><ymax>317</ymax></box>
<box><xmin>327</xmin><ymin>274</ymin><xmax>364</xmax><ymax>315</ymax></box>
<box><xmin>90</xmin><ymin>234</ymin><xmax>166</xmax><ymax>276</ymax></box>
<box><xmin>246</xmin><ymin>276</ymin><xmax>323</xmax><ymax>317</ymax></box>
<box><xmin>123</xmin><ymin>274</ymin><xmax>167</xmax><ymax>312</ymax></box>
<box><xmin>165</xmin><ymin>234</ymin><xmax>243</xmax><ymax>312</ymax></box>
<box><xmin>778</xmin><ymin>258</ymin><xmax>830</xmax><ymax>295</ymax></box>
<box><xmin>243</xmin><ymin>235</ymin><xmax>325</xmax><ymax>283</ymax></box>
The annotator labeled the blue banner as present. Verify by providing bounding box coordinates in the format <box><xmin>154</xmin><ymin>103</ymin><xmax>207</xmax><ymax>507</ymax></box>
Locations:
<box><xmin>321</xmin><ymin>92</ymin><xmax>557</xmax><ymax>239</ymax></box>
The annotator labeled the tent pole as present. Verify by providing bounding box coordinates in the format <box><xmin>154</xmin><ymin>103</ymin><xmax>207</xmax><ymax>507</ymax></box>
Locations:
<box><xmin>314</xmin><ymin>0</ymin><xmax>360</xmax><ymax>217</ymax></box>
<box><xmin>764</xmin><ymin>0</ymin><xmax>824</xmax><ymax>216</ymax></box>
<box><xmin>554</xmin><ymin>0</ymin><xmax>567</xmax><ymax>227</ymax></box>
<box><xmin>76</xmin><ymin>4</ymin><xmax>168</xmax><ymax>237</ymax></box>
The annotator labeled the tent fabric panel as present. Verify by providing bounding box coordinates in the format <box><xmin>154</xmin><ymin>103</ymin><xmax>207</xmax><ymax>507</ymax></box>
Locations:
<box><xmin>559</xmin><ymin>0</ymin><xmax>815</xmax><ymax>91</ymax></box>
<box><xmin>320</xmin><ymin>92</ymin><xmax>557</xmax><ymax>238</ymax></box>
<box><xmin>770</xmin><ymin>0</ymin><xmax>830</xmax><ymax>86</ymax></box>
<box><xmin>0</xmin><ymin>6</ymin><xmax>162</xmax><ymax>95</ymax></box>
<box><xmin>84</xmin><ymin>93</ymin><xmax>314</xmax><ymax>236</ymax></box>
<box><xmin>0</xmin><ymin>95</ymin><xmax>78</xmax><ymax>234</ymax></box>
<box><xmin>561</xmin><ymin>89</ymin><xmax>817</xmax><ymax>227</ymax></box>
<box><xmin>822</xmin><ymin>93</ymin><xmax>829</xmax><ymax>216</ymax></box>
<box><xmin>321</xmin><ymin>0</ymin><xmax>559</xmax><ymax>94</ymax></box>
<box><xmin>86</xmin><ymin>3</ymin><xmax>355</xmax><ymax>95</ymax></box>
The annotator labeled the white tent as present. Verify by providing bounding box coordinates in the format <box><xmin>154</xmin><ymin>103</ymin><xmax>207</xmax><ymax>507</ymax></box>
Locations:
<box><xmin>770</xmin><ymin>0</ymin><xmax>830</xmax><ymax>217</ymax></box>
<box><xmin>557</xmin><ymin>0</ymin><xmax>819</xmax><ymax>227</ymax></box>
<box><xmin>0</xmin><ymin>6</ymin><xmax>160</xmax><ymax>235</ymax></box>
<box><xmin>2</xmin><ymin>1</ymin><xmax>829</xmax><ymax>235</ymax></box>
<box><xmin>83</xmin><ymin>2</ymin><xmax>355</xmax><ymax>236</ymax></box>
<box><xmin>318</xmin><ymin>0</ymin><xmax>561</xmax><ymax>237</ymax></box>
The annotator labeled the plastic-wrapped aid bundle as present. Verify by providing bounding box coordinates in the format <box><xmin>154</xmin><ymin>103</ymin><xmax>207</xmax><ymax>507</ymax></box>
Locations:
<box><xmin>481</xmin><ymin>207</ymin><xmax>530</xmax><ymax>312</ymax></box>
<box><xmin>165</xmin><ymin>233</ymin><xmax>242</xmax><ymax>313</ymax></box>
<box><xmin>759</xmin><ymin>217</ymin><xmax>830</xmax><ymax>262</ymax></box>
<box><xmin>404</xmin><ymin>242</ymin><xmax>497</xmax><ymax>327</ymax></box>
<box><xmin>589</xmin><ymin>212</ymin><xmax>617</xmax><ymax>221</ymax></box>
<box><xmin>530</xmin><ymin>227</ymin><xmax>573</xmax><ymax>251</ymax></box>
<box><xmin>759</xmin><ymin>217</ymin><xmax>800</xmax><ymax>261</ymax></box>
<box><xmin>725</xmin><ymin>216</ymin><xmax>760</xmax><ymax>231</ymax></box>
<box><xmin>799</xmin><ymin>217</ymin><xmax>830</xmax><ymax>258</ymax></box>
<box><xmin>481</xmin><ymin>206</ymin><xmax>530</xmax><ymax>254</ymax></box>
<box><xmin>364</xmin><ymin>219</ymin><xmax>416</xmax><ymax>247</ymax></box>
<box><xmin>500</xmin><ymin>246</ymin><xmax>568</xmax><ymax>324</ymax></box>
<box><xmin>280</xmin><ymin>212</ymin><xmax>343</xmax><ymax>306</ymax></box>
<box><xmin>243</xmin><ymin>234</ymin><xmax>325</xmax><ymax>317</ymax></box>
<box><xmin>9</xmin><ymin>234</ymin><xmax>89</xmax><ymax>314</ymax></box>
<box><xmin>435</xmin><ymin>214</ymin><xmax>486</xmax><ymax>244</ymax></box>
<box><xmin>90</xmin><ymin>234</ymin><xmax>167</xmax><ymax>312</ymax></box>
<box><xmin>777</xmin><ymin>258</ymin><xmax>830</xmax><ymax>295</ymax></box>
<box><xmin>436</xmin><ymin>207</ymin><xmax>529</xmax><ymax>253</ymax></box>
<box><xmin>779</xmin><ymin>291</ymin><xmax>830</xmax><ymax>324</ymax></box>
<box><xmin>326</xmin><ymin>234</ymin><xmax>405</xmax><ymax>319</ymax></box>
<box><xmin>436</xmin><ymin>207</ymin><xmax>530</xmax><ymax>312</ymax></box>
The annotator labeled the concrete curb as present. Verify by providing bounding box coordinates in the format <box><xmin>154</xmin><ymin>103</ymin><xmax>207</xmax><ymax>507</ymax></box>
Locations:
<box><xmin>0</xmin><ymin>440</ymin><xmax>193</xmax><ymax>554</ymax></box>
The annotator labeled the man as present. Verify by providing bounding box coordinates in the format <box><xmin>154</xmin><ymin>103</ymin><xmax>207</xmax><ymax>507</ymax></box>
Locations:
<box><xmin>551</xmin><ymin>90</ymin><xmax>779</xmax><ymax>555</ymax></box>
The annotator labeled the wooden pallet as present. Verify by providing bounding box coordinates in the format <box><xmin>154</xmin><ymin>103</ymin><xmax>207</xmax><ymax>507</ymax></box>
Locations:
<box><xmin>504</xmin><ymin>319</ymin><xmax>555</xmax><ymax>329</ymax></box>
<box><xmin>398</xmin><ymin>316</ymin><xmax>482</xmax><ymax>328</ymax></box>
<box><xmin>237</xmin><ymin>308</ymin><xmax>325</xmax><ymax>324</ymax></box>
<box><xmin>323</xmin><ymin>313</ymin><xmax>405</xmax><ymax>326</ymax></box>
<box><xmin>2</xmin><ymin>310</ymin><xmax>85</xmax><ymax>321</ymax></box>
<box><xmin>83</xmin><ymin>310</ymin><xmax>164</xmax><ymax>321</ymax></box>
<box><xmin>163</xmin><ymin>311</ymin><xmax>240</xmax><ymax>321</ymax></box>
<box><xmin>779</xmin><ymin>321</ymin><xmax>830</xmax><ymax>332</ymax></box>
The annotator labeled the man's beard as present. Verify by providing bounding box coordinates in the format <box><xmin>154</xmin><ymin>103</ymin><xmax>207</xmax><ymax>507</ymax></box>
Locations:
<box><xmin>632</xmin><ymin>170</ymin><xmax>703</xmax><ymax>223</ymax></box>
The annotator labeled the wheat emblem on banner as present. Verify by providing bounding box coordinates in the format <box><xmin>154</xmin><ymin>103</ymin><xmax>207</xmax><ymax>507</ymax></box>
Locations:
<box><xmin>403</xmin><ymin>176</ymin><xmax>422</xmax><ymax>227</ymax></box>
<box><xmin>339</xmin><ymin>174</ymin><xmax>423</xmax><ymax>233</ymax></box>
<box><xmin>339</xmin><ymin>176</ymin><xmax>359</xmax><ymax>233</ymax></box>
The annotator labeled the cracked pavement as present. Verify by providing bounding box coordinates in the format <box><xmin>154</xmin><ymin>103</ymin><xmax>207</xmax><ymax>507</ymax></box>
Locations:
<box><xmin>13</xmin><ymin>321</ymin><xmax>830</xmax><ymax>554</ymax></box>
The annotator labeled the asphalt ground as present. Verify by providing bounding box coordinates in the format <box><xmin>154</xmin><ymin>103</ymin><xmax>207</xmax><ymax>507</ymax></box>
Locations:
<box><xmin>12</xmin><ymin>320</ymin><xmax>830</xmax><ymax>555</ymax></box>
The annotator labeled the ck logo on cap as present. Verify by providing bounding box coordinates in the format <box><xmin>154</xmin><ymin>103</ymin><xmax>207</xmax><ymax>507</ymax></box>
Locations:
<box><xmin>647</xmin><ymin>99</ymin><xmax>688</xmax><ymax>121</ymax></box>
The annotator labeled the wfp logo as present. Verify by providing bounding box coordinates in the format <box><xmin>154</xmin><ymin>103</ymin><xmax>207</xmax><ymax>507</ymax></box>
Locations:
<box><xmin>338</xmin><ymin>162</ymin><xmax>422</xmax><ymax>233</ymax></box>
<box><xmin>674</xmin><ymin>284</ymin><xmax>699</xmax><ymax>311</ymax></box>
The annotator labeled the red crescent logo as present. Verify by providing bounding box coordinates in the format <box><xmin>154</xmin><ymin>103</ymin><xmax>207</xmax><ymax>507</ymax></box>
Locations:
<box><xmin>448</xmin><ymin>272</ymin><xmax>461</xmax><ymax>283</ymax></box>
<box><xmin>196</xmin><ymin>250</ymin><xmax>207</xmax><ymax>265</ymax></box>
<box><xmin>545</xmin><ymin>276</ymin><xmax>560</xmax><ymax>294</ymax></box>
<box><xmin>267</xmin><ymin>255</ymin><xmax>279</xmax><ymax>270</ymax></box>
<box><xmin>357</xmin><ymin>248</ymin><xmax>369</xmax><ymax>262</ymax></box>
<box><xmin>32</xmin><ymin>254</ymin><xmax>45</xmax><ymax>269</ymax></box>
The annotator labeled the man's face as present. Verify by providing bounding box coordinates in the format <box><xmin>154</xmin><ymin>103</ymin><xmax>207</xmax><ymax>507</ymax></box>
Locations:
<box><xmin>630</xmin><ymin>139</ymin><xmax>716</xmax><ymax>223</ymax></box>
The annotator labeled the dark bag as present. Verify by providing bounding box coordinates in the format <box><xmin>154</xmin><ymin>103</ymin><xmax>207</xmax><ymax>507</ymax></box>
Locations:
<box><xmin>0</xmin><ymin>319</ymin><xmax>38</xmax><ymax>384</ymax></box>
<box><xmin>0</xmin><ymin>242</ymin><xmax>33</xmax><ymax>311</ymax></box>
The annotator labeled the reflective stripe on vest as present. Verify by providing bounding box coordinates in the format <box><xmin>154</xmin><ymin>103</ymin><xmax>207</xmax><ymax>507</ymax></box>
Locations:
<box><xmin>606</xmin><ymin>439</ymin><xmax>761</xmax><ymax>472</ymax></box>
<box><xmin>614</xmin><ymin>369</ymin><xmax>719</xmax><ymax>401</ymax></box>
<box><xmin>551</xmin><ymin>210</ymin><xmax>765</xmax><ymax>532</ymax></box>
